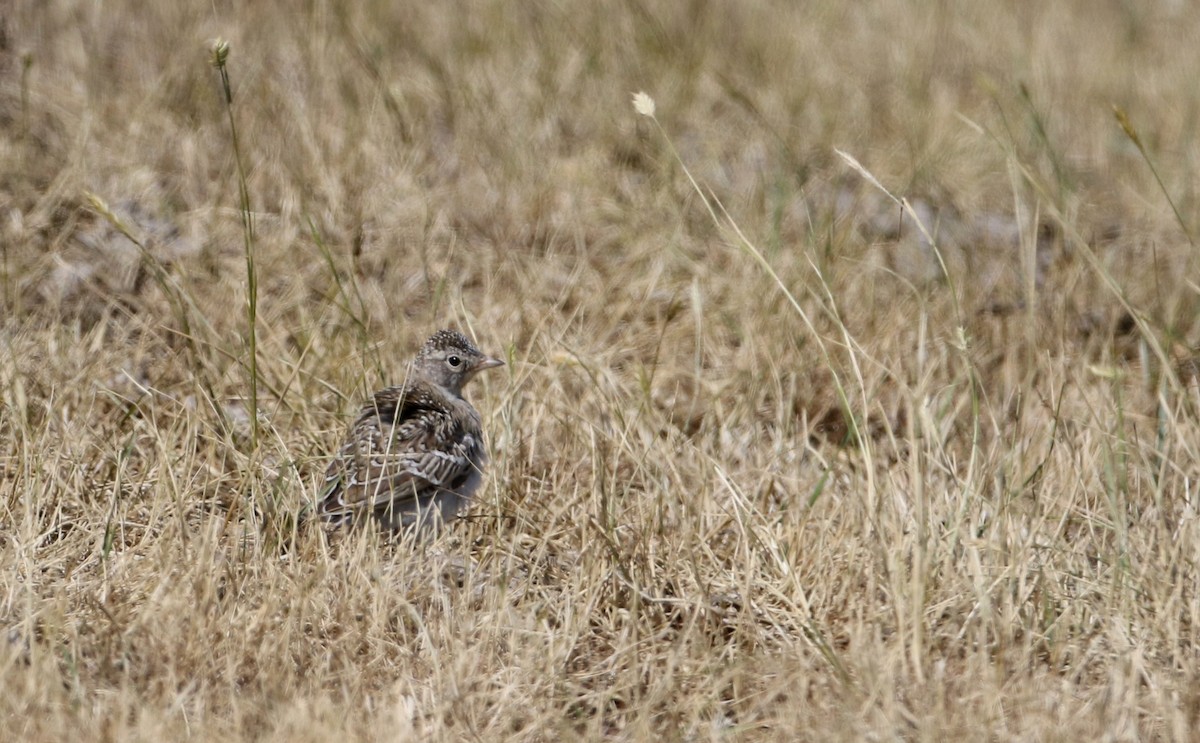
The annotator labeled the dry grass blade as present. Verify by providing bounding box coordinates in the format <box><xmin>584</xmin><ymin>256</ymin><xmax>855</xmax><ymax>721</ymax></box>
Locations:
<box><xmin>3</xmin><ymin>2</ymin><xmax>1200</xmax><ymax>740</ymax></box>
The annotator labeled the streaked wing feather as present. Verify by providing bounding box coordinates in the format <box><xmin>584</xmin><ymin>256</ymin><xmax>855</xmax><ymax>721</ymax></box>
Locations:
<box><xmin>317</xmin><ymin>383</ymin><xmax>481</xmax><ymax>522</ymax></box>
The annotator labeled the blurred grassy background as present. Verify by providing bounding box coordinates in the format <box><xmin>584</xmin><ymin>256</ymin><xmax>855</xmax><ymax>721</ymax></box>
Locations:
<box><xmin>4</xmin><ymin>1</ymin><xmax>1200</xmax><ymax>740</ymax></box>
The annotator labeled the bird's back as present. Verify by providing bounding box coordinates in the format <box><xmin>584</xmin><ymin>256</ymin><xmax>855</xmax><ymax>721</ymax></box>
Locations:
<box><xmin>316</xmin><ymin>380</ymin><xmax>486</xmax><ymax>531</ymax></box>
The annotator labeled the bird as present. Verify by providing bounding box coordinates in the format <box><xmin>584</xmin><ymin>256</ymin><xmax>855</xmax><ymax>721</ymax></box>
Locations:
<box><xmin>313</xmin><ymin>329</ymin><xmax>504</xmax><ymax>532</ymax></box>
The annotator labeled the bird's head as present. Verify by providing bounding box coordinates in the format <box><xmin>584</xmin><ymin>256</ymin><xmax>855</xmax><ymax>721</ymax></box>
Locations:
<box><xmin>413</xmin><ymin>329</ymin><xmax>504</xmax><ymax>396</ymax></box>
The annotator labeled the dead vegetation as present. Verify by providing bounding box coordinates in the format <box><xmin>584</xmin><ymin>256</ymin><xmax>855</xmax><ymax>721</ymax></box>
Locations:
<box><xmin>4</xmin><ymin>1</ymin><xmax>1200</xmax><ymax>740</ymax></box>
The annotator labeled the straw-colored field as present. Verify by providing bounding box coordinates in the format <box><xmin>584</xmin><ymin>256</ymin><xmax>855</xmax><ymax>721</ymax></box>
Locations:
<box><xmin>4</xmin><ymin>1</ymin><xmax>1200</xmax><ymax>739</ymax></box>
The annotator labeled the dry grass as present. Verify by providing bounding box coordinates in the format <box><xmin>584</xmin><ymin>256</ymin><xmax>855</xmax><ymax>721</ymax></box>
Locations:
<box><xmin>4</xmin><ymin>1</ymin><xmax>1200</xmax><ymax>740</ymax></box>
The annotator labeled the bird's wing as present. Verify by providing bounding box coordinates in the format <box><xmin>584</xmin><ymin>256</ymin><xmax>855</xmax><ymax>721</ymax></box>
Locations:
<box><xmin>316</xmin><ymin>385</ymin><xmax>480</xmax><ymax>521</ymax></box>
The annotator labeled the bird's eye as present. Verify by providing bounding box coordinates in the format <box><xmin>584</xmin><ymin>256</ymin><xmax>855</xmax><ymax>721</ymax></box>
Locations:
<box><xmin>447</xmin><ymin>355</ymin><xmax>461</xmax><ymax>368</ymax></box>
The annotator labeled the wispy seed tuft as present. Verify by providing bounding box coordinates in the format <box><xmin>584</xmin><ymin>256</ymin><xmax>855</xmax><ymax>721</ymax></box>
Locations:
<box><xmin>632</xmin><ymin>91</ymin><xmax>655</xmax><ymax>118</ymax></box>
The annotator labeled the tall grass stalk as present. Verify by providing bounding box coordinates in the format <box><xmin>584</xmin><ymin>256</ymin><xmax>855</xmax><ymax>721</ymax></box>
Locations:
<box><xmin>633</xmin><ymin>93</ymin><xmax>864</xmax><ymax>449</ymax></box>
<box><xmin>1113</xmin><ymin>105</ymin><xmax>1194</xmax><ymax>248</ymax></box>
<box><xmin>211</xmin><ymin>38</ymin><xmax>260</xmax><ymax>448</ymax></box>
<box><xmin>975</xmin><ymin>118</ymin><xmax>1184</xmax><ymax>395</ymax></box>
<box><xmin>634</xmin><ymin>91</ymin><xmax>862</xmax><ymax>679</ymax></box>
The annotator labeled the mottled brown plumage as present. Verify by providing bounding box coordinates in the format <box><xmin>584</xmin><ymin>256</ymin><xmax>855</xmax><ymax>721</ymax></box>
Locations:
<box><xmin>316</xmin><ymin>330</ymin><xmax>504</xmax><ymax>531</ymax></box>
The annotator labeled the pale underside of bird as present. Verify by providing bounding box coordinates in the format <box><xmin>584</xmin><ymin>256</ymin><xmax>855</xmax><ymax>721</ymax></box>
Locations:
<box><xmin>314</xmin><ymin>329</ymin><xmax>503</xmax><ymax>533</ymax></box>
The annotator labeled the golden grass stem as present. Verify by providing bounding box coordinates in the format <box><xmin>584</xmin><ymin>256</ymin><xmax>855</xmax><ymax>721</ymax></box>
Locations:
<box><xmin>1113</xmin><ymin>105</ymin><xmax>1195</xmax><ymax>248</ymax></box>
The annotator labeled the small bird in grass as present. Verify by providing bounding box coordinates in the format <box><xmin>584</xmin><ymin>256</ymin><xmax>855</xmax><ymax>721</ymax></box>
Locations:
<box><xmin>314</xmin><ymin>329</ymin><xmax>504</xmax><ymax>532</ymax></box>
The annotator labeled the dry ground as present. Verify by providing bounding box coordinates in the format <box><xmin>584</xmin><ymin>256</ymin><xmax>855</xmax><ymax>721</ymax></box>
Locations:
<box><xmin>4</xmin><ymin>1</ymin><xmax>1200</xmax><ymax>740</ymax></box>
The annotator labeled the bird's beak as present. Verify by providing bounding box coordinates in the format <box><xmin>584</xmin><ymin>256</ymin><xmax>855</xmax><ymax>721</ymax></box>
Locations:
<box><xmin>473</xmin><ymin>356</ymin><xmax>505</xmax><ymax>372</ymax></box>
